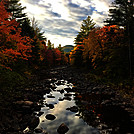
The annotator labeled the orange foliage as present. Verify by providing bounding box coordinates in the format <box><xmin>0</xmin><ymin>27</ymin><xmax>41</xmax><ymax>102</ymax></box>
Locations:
<box><xmin>0</xmin><ymin>1</ymin><xmax>33</xmax><ymax>68</ymax></box>
<box><xmin>54</xmin><ymin>48</ymin><xmax>61</xmax><ymax>61</ymax></box>
<box><xmin>69</xmin><ymin>44</ymin><xmax>84</xmax><ymax>65</ymax></box>
<box><xmin>83</xmin><ymin>25</ymin><xmax>124</xmax><ymax>68</ymax></box>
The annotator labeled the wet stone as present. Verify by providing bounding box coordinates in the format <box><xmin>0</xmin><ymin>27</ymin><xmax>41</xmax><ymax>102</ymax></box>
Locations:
<box><xmin>66</xmin><ymin>106</ymin><xmax>78</xmax><ymax>112</ymax></box>
<box><xmin>34</xmin><ymin>128</ymin><xmax>43</xmax><ymax>133</ymax></box>
<box><xmin>59</xmin><ymin>98</ymin><xmax>64</xmax><ymax>101</ymax></box>
<box><xmin>57</xmin><ymin>123</ymin><xmax>69</xmax><ymax>134</ymax></box>
<box><xmin>75</xmin><ymin>114</ymin><xmax>80</xmax><ymax>116</ymax></box>
<box><xmin>60</xmin><ymin>89</ymin><xmax>64</xmax><ymax>94</ymax></box>
<box><xmin>47</xmin><ymin>95</ymin><xmax>55</xmax><ymax>98</ymax></box>
<box><xmin>45</xmin><ymin>114</ymin><xmax>56</xmax><ymax>120</ymax></box>
<box><xmin>64</xmin><ymin>93</ymin><xmax>72</xmax><ymax>97</ymax></box>
<box><xmin>37</xmin><ymin>111</ymin><xmax>44</xmax><ymax>116</ymax></box>
<box><xmin>64</xmin><ymin>87</ymin><xmax>72</xmax><ymax>92</ymax></box>
<box><xmin>63</xmin><ymin>96</ymin><xmax>72</xmax><ymax>101</ymax></box>
<box><xmin>46</xmin><ymin>104</ymin><xmax>54</xmax><ymax>109</ymax></box>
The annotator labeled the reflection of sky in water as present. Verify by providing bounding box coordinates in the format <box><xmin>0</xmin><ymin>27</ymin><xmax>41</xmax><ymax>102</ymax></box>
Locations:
<box><xmin>36</xmin><ymin>83</ymin><xmax>100</xmax><ymax>134</ymax></box>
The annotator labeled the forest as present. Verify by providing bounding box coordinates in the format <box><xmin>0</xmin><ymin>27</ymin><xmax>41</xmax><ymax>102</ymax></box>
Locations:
<box><xmin>70</xmin><ymin>1</ymin><xmax>134</xmax><ymax>86</ymax></box>
<box><xmin>0</xmin><ymin>0</ymin><xmax>68</xmax><ymax>90</ymax></box>
<box><xmin>0</xmin><ymin>0</ymin><xmax>134</xmax><ymax>133</ymax></box>
<box><xmin>0</xmin><ymin>0</ymin><xmax>133</xmax><ymax>89</ymax></box>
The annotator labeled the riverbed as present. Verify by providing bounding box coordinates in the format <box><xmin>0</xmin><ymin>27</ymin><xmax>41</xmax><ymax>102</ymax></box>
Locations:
<box><xmin>23</xmin><ymin>67</ymin><xmax>134</xmax><ymax>134</ymax></box>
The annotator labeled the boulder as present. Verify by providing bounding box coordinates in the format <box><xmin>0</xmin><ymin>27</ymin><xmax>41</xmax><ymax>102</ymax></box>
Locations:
<box><xmin>34</xmin><ymin>128</ymin><xmax>43</xmax><ymax>133</ymax></box>
<box><xmin>45</xmin><ymin>114</ymin><xmax>56</xmax><ymax>120</ymax></box>
<box><xmin>46</xmin><ymin>104</ymin><xmax>54</xmax><ymax>109</ymax></box>
<box><xmin>57</xmin><ymin>123</ymin><xmax>69</xmax><ymax>134</ymax></box>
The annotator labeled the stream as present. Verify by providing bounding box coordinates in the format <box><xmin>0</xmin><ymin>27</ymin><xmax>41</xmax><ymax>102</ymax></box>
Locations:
<box><xmin>32</xmin><ymin>79</ymin><xmax>100</xmax><ymax>134</ymax></box>
<box><xmin>22</xmin><ymin>67</ymin><xmax>133</xmax><ymax>134</ymax></box>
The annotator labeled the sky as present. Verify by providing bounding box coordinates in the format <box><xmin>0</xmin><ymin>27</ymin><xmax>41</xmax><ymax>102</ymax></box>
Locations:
<box><xmin>20</xmin><ymin>0</ymin><xmax>114</xmax><ymax>47</ymax></box>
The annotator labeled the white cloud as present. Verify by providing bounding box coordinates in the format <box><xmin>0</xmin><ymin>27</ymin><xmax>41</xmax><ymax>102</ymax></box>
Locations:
<box><xmin>91</xmin><ymin>11</ymin><xmax>106</xmax><ymax>27</ymax></box>
<box><xmin>46</xmin><ymin>34</ymin><xmax>75</xmax><ymax>47</ymax></box>
<box><xmin>91</xmin><ymin>0</ymin><xmax>110</xmax><ymax>12</ymax></box>
<box><xmin>71</xmin><ymin>0</ymin><xmax>91</xmax><ymax>7</ymax></box>
<box><xmin>20</xmin><ymin>0</ymin><xmax>114</xmax><ymax>47</ymax></box>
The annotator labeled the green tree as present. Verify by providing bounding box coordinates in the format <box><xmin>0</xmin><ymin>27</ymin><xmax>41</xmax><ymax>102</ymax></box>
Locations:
<box><xmin>58</xmin><ymin>44</ymin><xmax>62</xmax><ymax>51</ymax></box>
<box><xmin>31</xmin><ymin>17</ymin><xmax>46</xmax><ymax>41</ymax></box>
<box><xmin>47</xmin><ymin>40</ymin><xmax>52</xmax><ymax>49</ymax></box>
<box><xmin>75</xmin><ymin>16</ymin><xmax>96</xmax><ymax>44</ymax></box>
<box><xmin>21</xmin><ymin>18</ymin><xmax>35</xmax><ymax>38</ymax></box>
<box><xmin>4</xmin><ymin>0</ymin><xmax>27</xmax><ymax>24</ymax></box>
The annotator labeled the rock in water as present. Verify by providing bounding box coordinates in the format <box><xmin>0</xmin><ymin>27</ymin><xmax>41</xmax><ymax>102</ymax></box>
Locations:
<box><xmin>45</xmin><ymin>114</ymin><xmax>56</xmax><ymax>120</ymax></box>
<box><xmin>66</xmin><ymin>106</ymin><xmax>78</xmax><ymax>112</ymax></box>
<box><xmin>46</xmin><ymin>104</ymin><xmax>54</xmax><ymax>109</ymax></box>
<box><xmin>57</xmin><ymin>123</ymin><xmax>69</xmax><ymax>134</ymax></box>
<box><xmin>34</xmin><ymin>128</ymin><xmax>43</xmax><ymax>133</ymax></box>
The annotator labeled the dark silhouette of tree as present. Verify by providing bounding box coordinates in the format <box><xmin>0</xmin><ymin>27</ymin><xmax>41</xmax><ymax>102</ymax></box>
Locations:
<box><xmin>104</xmin><ymin>0</ymin><xmax>134</xmax><ymax>78</ymax></box>
<box><xmin>3</xmin><ymin>0</ymin><xmax>27</xmax><ymax>24</ymax></box>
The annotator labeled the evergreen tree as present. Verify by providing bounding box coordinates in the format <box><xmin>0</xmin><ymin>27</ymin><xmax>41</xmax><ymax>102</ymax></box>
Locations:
<box><xmin>75</xmin><ymin>16</ymin><xmax>95</xmax><ymax>44</ymax></box>
<box><xmin>31</xmin><ymin>16</ymin><xmax>46</xmax><ymax>41</ymax></box>
<box><xmin>104</xmin><ymin>0</ymin><xmax>133</xmax><ymax>30</ymax></box>
<box><xmin>47</xmin><ymin>40</ymin><xmax>52</xmax><ymax>49</ymax></box>
<box><xmin>21</xmin><ymin>18</ymin><xmax>35</xmax><ymax>38</ymax></box>
<box><xmin>58</xmin><ymin>44</ymin><xmax>63</xmax><ymax>52</ymax></box>
<box><xmin>105</xmin><ymin>0</ymin><xmax>134</xmax><ymax>78</ymax></box>
<box><xmin>3</xmin><ymin>0</ymin><xmax>27</xmax><ymax>24</ymax></box>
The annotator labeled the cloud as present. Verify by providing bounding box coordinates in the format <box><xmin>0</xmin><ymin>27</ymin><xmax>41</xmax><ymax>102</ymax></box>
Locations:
<box><xmin>20</xmin><ymin>0</ymin><xmax>114</xmax><ymax>47</ymax></box>
<box><xmin>68</xmin><ymin>2</ymin><xmax>80</xmax><ymax>8</ymax></box>
<box><xmin>47</xmin><ymin>11</ymin><xmax>61</xmax><ymax>18</ymax></box>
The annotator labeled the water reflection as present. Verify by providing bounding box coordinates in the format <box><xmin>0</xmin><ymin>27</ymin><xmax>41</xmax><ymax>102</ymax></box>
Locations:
<box><xmin>35</xmin><ymin>81</ymin><xmax>100</xmax><ymax>134</ymax></box>
<box><xmin>75</xmin><ymin>93</ymin><xmax>133</xmax><ymax>134</ymax></box>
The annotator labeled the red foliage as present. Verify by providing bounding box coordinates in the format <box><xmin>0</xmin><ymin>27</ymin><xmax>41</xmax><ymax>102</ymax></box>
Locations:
<box><xmin>83</xmin><ymin>25</ymin><xmax>125</xmax><ymax>68</ymax></box>
<box><xmin>54</xmin><ymin>48</ymin><xmax>61</xmax><ymax>61</ymax></box>
<box><xmin>0</xmin><ymin>1</ymin><xmax>33</xmax><ymax>69</ymax></box>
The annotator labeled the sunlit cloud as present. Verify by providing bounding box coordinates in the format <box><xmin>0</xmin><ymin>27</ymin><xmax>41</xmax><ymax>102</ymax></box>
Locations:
<box><xmin>20</xmin><ymin>0</ymin><xmax>114</xmax><ymax>47</ymax></box>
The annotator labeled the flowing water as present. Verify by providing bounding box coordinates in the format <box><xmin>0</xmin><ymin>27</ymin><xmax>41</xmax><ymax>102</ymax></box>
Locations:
<box><xmin>34</xmin><ymin>79</ymin><xmax>100</xmax><ymax>134</ymax></box>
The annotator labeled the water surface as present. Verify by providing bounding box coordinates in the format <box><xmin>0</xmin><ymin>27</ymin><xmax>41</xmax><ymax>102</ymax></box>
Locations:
<box><xmin>35</xmin><ymin>80</ymin><xmax>100</xmax><ymax>134</ymax></box>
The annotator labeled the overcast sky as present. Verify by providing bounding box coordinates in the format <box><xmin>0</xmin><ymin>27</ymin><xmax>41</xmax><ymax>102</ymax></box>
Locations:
<box><xmin>20</xmin><ymin>0</ymin><xmax>114</xmax><ymax>47</ymax></box>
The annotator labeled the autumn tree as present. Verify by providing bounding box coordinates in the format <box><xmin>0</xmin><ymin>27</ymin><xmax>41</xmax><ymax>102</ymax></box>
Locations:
<box><xmin>0</xmin><ymin>1</ymin><xmax>33</xmax><ymax>69</ymax></box>
<box><xmin>72</xmin><ymin>16</ymin><xmax>95</xmax><ymax>67</ymax></box>
<box><xmin>83</xmin><ymin>25</ymin><xmax>128</xmax><ymax>81</ymax></box>
<box><xmin>69</xmin><ymin>44</ymin><xmax>84</xmax><ymax>67</ymax></box>
<box><xmin>105</xmin><ymin>0</ymin><xmax>134</xmax><ymax>78</ymax></box>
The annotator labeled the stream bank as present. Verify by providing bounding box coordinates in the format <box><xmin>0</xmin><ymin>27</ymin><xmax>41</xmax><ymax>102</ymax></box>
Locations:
<box><xmin>0</xmin><ymin>66</ymin><xmax>134</xmax><ymax>134</ymax></box>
